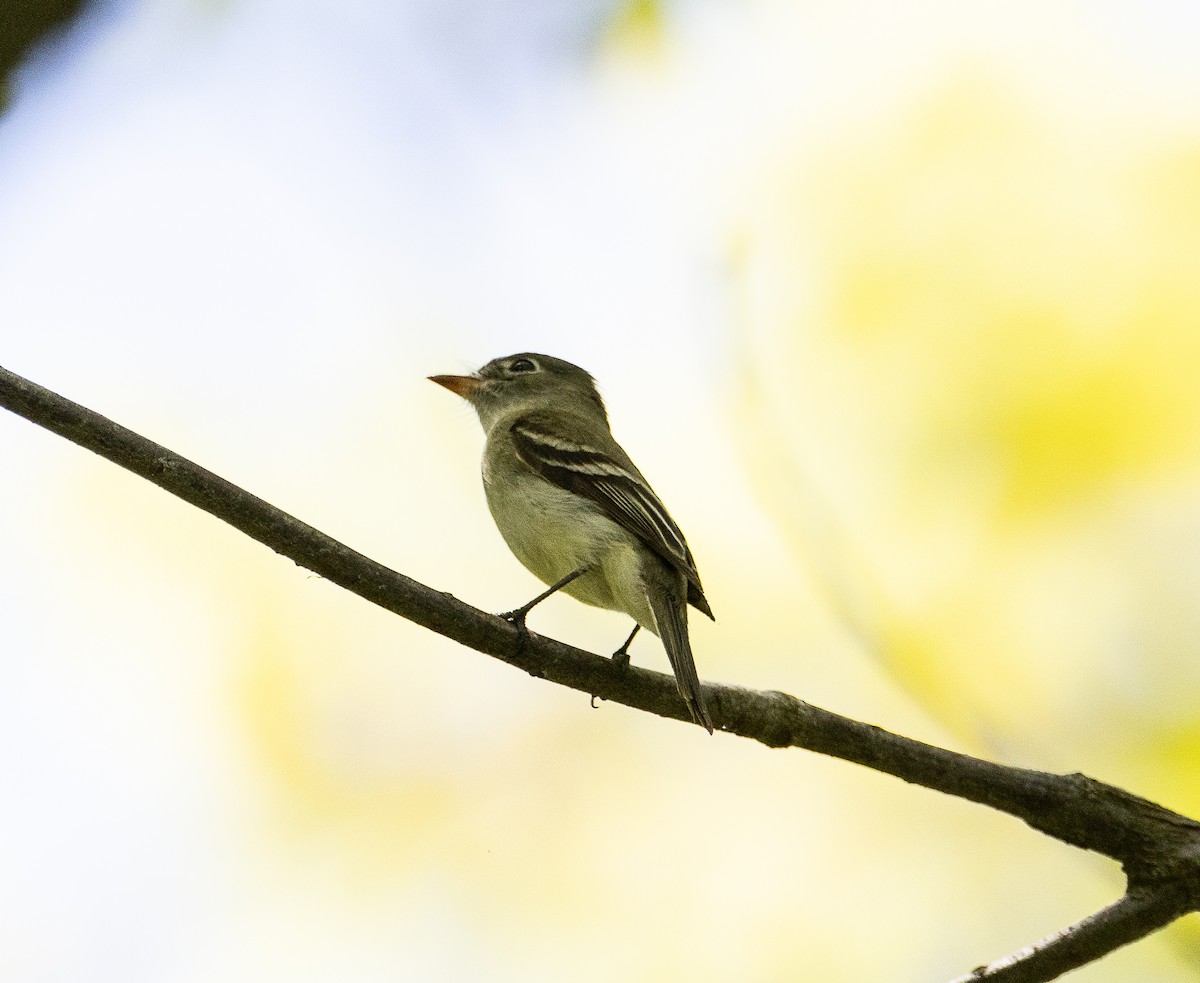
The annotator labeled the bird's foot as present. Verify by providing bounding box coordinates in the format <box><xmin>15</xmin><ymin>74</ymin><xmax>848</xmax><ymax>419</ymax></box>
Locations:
<box><xmin>497</xmin><ymin>605</ymin><xmax>533</xmax><ymax>653</ymax></box>
<box><xmin>611</xmin><ymin>624</ymin><xmax>639</xmax><ymax>667</ymax></box>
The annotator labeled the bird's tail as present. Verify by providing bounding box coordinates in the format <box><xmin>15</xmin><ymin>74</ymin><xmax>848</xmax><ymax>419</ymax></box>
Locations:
<box><xmin>648</xmin><ymin>585</ymin><xmax>714</xmax><ymax>734</ymax></box>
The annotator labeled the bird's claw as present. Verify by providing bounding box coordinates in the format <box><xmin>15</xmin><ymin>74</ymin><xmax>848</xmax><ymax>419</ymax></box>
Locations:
<box><xmin>498</xmin><ymin>607</ymin><xmax>527</xmax><ymax>628</ymax></box>
<box><xmin>498</xmin><ymin>607</ymin><xmax>532</xmax><ymax>653</ymax></box>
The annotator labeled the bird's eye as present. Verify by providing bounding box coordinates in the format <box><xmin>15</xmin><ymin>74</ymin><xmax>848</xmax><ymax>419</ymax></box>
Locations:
<box><xmin>509</xmin><ymin>358</ymin><xmax>537</xmax><ymax>373</ymax></box>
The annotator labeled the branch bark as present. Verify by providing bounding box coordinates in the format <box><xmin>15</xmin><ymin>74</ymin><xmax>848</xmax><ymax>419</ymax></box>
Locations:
<box><xmin>2</xmin><ymin>363</ymin><xmax>1198</xmax><ymax>982</ymax></box>
<box><xmin>947</xmin><ymin>885</ymin><xmax>1196</xmax><ymax>983</ymax></box>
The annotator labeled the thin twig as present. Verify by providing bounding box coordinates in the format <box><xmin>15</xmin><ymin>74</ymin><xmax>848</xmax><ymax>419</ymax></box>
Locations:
<box><xmin>947</xmin><ymin>885</ymin><xmax>1196</xmax><ymax>982</ymax></box>
<box><xmin>2</xmin><ymin>363</ymin><xmax>1198</xmax><ymax>983</ymax></box>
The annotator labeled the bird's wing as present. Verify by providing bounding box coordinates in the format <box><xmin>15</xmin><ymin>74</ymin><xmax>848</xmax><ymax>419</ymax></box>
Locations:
<box><xmin>510</xmin><ymin>414</ymin><xmax>713</xmax><ymax>619</ymax></box>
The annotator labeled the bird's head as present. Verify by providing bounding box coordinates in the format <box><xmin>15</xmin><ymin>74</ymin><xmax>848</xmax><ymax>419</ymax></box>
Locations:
<box><xmin>429</xmin><ymin>353</ymin><xmax>607</xmax><ymax>429</ymax></box>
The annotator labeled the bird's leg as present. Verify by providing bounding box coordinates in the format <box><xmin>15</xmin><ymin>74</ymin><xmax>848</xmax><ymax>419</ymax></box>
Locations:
<box><xmin>591</xmin><ymin>624</ymin><xmax>640</xmax><ymax>712</ymax></box>
<box><xmin>611</xmin><ymin>624</ymin><xmax>640</xmax><ymax>667</ymax></box>
<box><xmin>498</xmin><ymin>567</ymin><xmax>590</xmax><ymax>646</ymax></box>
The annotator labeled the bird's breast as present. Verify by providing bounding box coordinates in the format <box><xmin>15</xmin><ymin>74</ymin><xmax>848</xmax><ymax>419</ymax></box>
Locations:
<box><xmin>481</xmin><ymin>452</ymin><xmax>650</xmax><ymax>624</ymax></box>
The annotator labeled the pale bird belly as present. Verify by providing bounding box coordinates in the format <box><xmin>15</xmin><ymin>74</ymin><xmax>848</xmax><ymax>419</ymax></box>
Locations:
<box><xmin>484</xmin><ymin>468</ymin><xmax>653</xmax><ymax>627</ymax></box>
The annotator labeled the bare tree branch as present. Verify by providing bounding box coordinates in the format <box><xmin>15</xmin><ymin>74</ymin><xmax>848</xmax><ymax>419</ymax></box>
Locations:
<box><xmin>2</xmin><ymin>362</ymin><xmax>1198</xmax><ymax>982</ymax></box>
<box><xmin>947</xmin><ymin>885</ymin><xmax>1196</xmax><ymax>983</ymax></box>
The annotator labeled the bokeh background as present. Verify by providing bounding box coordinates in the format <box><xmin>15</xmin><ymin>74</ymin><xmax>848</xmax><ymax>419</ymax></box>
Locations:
<box><xmin>3</xmin><ymin>1</ymin><xmax>1200</xmax><ymax>980</ymax></box>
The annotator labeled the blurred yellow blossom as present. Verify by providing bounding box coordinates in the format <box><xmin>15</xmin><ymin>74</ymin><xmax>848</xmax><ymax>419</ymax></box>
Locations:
<box><xmin>738</xmin><ymin>76</ymin><xmax>1200</xmax><ymax>816</ymax></box>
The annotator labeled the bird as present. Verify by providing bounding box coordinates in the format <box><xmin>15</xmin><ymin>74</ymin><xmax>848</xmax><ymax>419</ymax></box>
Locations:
<box><xmin>429</xmin><ymin>352</ymin><xmax>715</xmax><ymax>733</ymax></box>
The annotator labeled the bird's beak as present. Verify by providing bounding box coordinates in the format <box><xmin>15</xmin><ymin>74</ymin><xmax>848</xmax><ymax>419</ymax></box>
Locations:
<box><xmin>428</xmin><ymin>374</ymin><xmax>481</xmax><ymax>399</ymax></box>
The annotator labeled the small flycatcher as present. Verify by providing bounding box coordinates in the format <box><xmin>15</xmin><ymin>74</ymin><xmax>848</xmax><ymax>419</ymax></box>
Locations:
<box><xmin>430</xmin><ymin>353</ymin><xmax>714</xmax><ymax>732</ymax></box>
